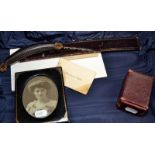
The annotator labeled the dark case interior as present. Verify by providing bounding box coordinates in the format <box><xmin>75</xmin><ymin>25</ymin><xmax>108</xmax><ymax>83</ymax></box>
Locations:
<box><xmin>15</xmin><ymin>67</ymin><xmax>69</xmax><ymax>123</ymax></box>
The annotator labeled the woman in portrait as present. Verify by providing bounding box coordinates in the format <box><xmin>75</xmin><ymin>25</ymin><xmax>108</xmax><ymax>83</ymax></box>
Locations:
<box><xmin>26</xmin><ymin>80</ymin><xmax>57</xmax><ymax>118</ymax></box>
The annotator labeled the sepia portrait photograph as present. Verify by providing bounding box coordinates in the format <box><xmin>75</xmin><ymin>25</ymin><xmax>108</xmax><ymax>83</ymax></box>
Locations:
<box><xmin>22</xmin><ymin>75</ymin><xmax>59</xmax><ymax>119</ymax></box>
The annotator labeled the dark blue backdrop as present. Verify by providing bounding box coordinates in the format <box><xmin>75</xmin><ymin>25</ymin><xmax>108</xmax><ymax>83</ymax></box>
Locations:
<box><xmin>0</xmin><ymin>31</ymin><xmax>155</xmax><ymax>122</ymax></box>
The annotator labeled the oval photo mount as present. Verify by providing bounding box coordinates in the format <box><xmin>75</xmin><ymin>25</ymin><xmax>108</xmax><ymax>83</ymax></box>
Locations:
<box><xmin>22</xmin><ymin>75</ymin><xmax>59</xmax><ymax>119</ymax></box>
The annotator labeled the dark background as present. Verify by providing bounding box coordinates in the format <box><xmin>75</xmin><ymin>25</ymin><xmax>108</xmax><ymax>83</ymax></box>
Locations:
<box><xmin>0</xmin><ymin>31</ymin><xmax>155</xmax><ymax>122</ymax></box>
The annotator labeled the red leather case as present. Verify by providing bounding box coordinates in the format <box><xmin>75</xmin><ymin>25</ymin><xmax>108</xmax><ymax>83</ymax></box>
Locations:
<box><xmin>117</xmin><ymin>69</ymin><xmax>154</xmax><ymax>115</ymax></box>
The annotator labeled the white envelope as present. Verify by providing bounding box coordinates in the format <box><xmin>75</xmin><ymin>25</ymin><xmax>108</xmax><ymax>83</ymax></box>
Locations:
<box><xmin>10</xmin><ymin>49</ymin><xmax>107</xmax><ymax>91</ymax></box>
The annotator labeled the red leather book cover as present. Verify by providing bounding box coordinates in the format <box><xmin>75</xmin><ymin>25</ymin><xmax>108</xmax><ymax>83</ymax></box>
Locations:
<box><xmin>117</xmin><ymin>69</ymin><xmax>154</xmax><ymax>115</ymax></box>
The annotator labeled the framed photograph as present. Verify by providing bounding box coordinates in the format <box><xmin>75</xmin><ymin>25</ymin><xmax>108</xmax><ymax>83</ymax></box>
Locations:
<box><xmin>15</xmin><ymin>67</ymin><xmax>69</xmax><ymax>123</ymax></box>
